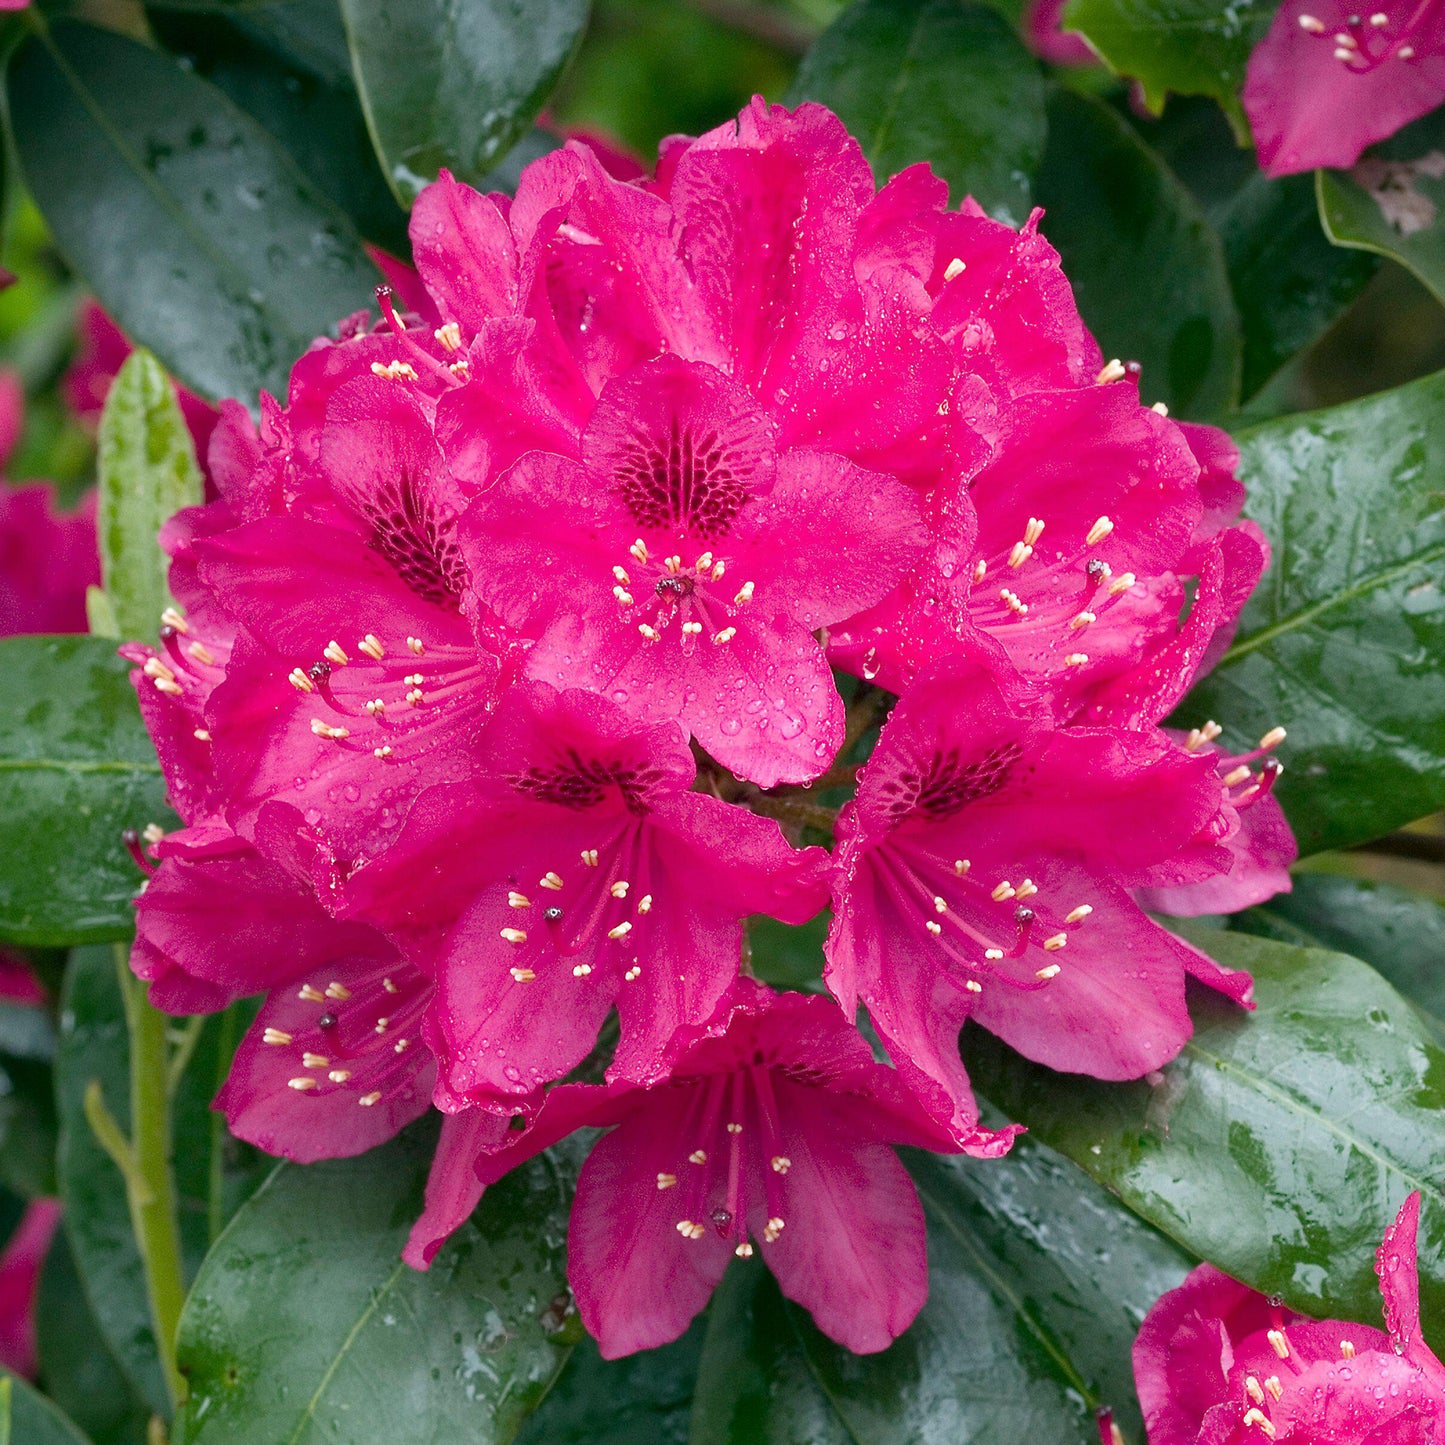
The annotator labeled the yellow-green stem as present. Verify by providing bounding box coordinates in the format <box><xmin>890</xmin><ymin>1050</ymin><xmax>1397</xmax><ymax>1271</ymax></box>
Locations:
<box><xmin>115</xmin><ymin>946</ymin><xmax>187</xmax><ymax>1411</ymax></box>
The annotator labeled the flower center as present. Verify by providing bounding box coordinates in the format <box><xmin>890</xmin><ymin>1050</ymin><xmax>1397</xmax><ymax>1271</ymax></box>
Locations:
<box><xmin>613</xmin><ymin>415</ymin><xmax>752</xmax><ymax>539</ymax></box>
<box><xmin>1295</xmin><ymin>2</ymin><xmax>1442</xmax><ymax>70</ymax></box>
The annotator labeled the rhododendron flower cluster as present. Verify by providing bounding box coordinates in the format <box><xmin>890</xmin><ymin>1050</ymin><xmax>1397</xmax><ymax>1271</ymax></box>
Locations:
<box><xmin>1134</xmin><ymin>1194</ymin><xmax>1445</xmax><ymax>1441</ymax></box>
<box><xmin>124</xmin><ymin>99</ymin><xmax>1293</xmax><ymax>1357</ymax></box>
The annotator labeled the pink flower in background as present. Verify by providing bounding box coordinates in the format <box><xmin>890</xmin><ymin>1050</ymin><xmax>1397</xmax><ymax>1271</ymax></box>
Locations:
<box><xmin>826</xmin><ymin>648</ymin><xmax>1253</xmax><ymax>1142</ymax></box>
<box><xmin>1134</xmin><ymin>1193</ymin><xmax>1445</xmax><ymax>1442</ymax></box>
<box><xmin>1022</xmin><ymin>0</ymin><xmax>1097</xmax><ymax>65</ymax></box>
<box><xmin>0</xmin><ymin>1198</ymin><xmax>61</xmax><ymax>1379</ymax></box>
<box><xmin>1244</xmin><ymin>0</ymin><xmax>1445</xmax><ymax>176</ymax></box>
<box><xmin>420</xmin><ymin>981</ymin><xmax>993</xmax><ymax>1354</ymax></box>
<box><xmin>340</xmin><ymin>683</ymin><xmax>828</xmax><ymax>1108</ymax></box>
<box><xmin>0</xmin><ymin>368</ymin><xmax>97</xmax><ymax>638</ymax></box>
<box><xmin>63</xmin><ymin>300</ymin><xmax>218</xmax><ymax>465</ymax></box>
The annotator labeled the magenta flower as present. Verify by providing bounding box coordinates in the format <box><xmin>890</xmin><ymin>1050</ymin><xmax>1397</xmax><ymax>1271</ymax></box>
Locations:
<box><xmin>0</xmin><ymin>1198</ymin><xmax>61</xmax><ymax>1380</ymax></box>
<box><xmin>1134</xmin><ymin>1193</ymin><xmax>1445</xmax><ymax>1442</ymax></box>
<box><xmin>339</xmin><ymin>681</ymin><xmax>828</xmax><ymax>1106</ymax></box>
<box><xmin>825</xmin><ymin>647</ymin><xmax>1252</xmax><ymax>1141</ymax></box>
<box><xmin>1243</xmin><ymin>1</ymin><xmax>1445</xmax><ymax>177</ymax></box>
<box><xmin>1022</xmin><ymin>0</ymin><xmax>1097</xmax><ymax>65</ymax></box>
<box><xmin>193</xmin><ymin>375</ymin><xmax>510</xmax><ymax>859</ymax></box>
<box><xmin>418</xmin><ymin>980</ymin><xmax>997</xmax><ymax>1355</ymax></box>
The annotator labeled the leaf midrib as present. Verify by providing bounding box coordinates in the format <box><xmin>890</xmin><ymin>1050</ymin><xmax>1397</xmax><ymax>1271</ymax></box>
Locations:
<box><xmin>0</xmin><ymin>758</ymin><xmax>160</xmax><ymax>776</ymax></box>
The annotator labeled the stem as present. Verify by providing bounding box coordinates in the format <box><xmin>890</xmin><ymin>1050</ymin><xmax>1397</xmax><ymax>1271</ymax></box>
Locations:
<box><xmin>208</xmin><ymin>1005</ymin><xmax>238</xmax><ymax>1244</ymax></box>
<box><xmin>115</xmin><ymin>946</ymin><xmax>187</xmax><ymax>1411</ymax></box>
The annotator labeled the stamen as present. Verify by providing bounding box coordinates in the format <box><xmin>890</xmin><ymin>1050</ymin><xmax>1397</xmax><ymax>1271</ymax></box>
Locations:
<box><xmin>771</xmin><ymin>1156</ymin><xmax>791</xmax><ymax>1174</ymax></box>
<box><xmin>288</xmin><ymin>1077</ymin><xmax>317</xmax><ymax>1091</ymax></box>
<box><xmin>991</xmin><ymin>881</ymin><xmax>1015</xmax><ymax>902</ymax></box>
<box><xmin>323</xmin><ymin>641</ymin><xmax>349</xmax><ymax>666</ymax></box>
<box><xmin>581</xmin><ymin>850</ymin><xmax>599</xmax><ymax>867</ymax></box>
<box><xmin>1241</xmin><ymin>1411</ymin><xmax>1275</xmax><ymax>1439</ymax></box>
<box><xmin>262</xmin><ymin>1028</ymin><xmax>293</xmax><ymax>1046</ymax></box>
<box><xmin>972</xmin><ymin>558</ymin><xmax>987</xmax><ymax>583</ymax></box>
<box><xmin>1008</xmin><ymin>541</ymin><xmax>1032</xmax><ymax>569</ymax></box>
<box><xmin>943</xmin><ymin>257</ymin><xmax>967</xmax><ymax>281</ymax></box>
<box><xmin>359</xmin><ymin>1092</ymin><xmax>382</xmax><ymax>1107</ymax></box>
<box><xmin>1246</xmin><ymin>1376</ymin><xmax>1265</xmax><ymax>1405</ymax></box>
<box><xmin>406</xmin><ymin>636</ymin><xmax>425</xmax><ymax>655</ymax></box>
<box><xmin>328</xmin><ymin>1070</ymin><xmax>351</xmax><ymax>1083</ymax></box>
<box><xmin>433</xmin><ymin>321</ymin><xmax>462</xmax><ymax>351</ymax></box>
<box><xmin>508</xmin><ymin>891</ymin><xmax>530</xmax><ymax>908</ymax></box>
<box><xmin>1107</xmin><ymin>572</ymin><xmax>1135</xmax><ymax>596</ymax></box>
<box><xmin>161</xmin><ymin>606</ymin><xmax>189</xmax><ymax>633</ymax></box>
<box><xmin>1065</xmin><ymin>904</ymin><xmax>1093</xmax><ymax>924</ymax></box>
<box><xmin>298</xmin><ymin>984</ymin><xmax>325</xmax><ymax>1003</ymax></box>
<box><xmin>325</xmin><ymin>982</ymin><xmax>351</xmax><ymax>1000</ymax></box>
<box><xmin>637</xmin><ymin>894</ymin><xmax>653</xmax><ymax>913</ymax></box>
<box><xmin>608</xmin><ymin>921</ymin><xmax>633</xmax><ymax>940</ymax></box>
<box><xmin>302</xmin><ymin>1052</ymin><xmax>329</xmax><ymax>1069</ymax></box>
<box><xmin>735</xmin><ymin>1241</ymin><xmax>754</xmax><ymax>1257</ymax></box>
<box><xmin>1095</xmin><ymin>359</ymin><xmax>1126</xmax><ymax>384</ymax></box>
<box><xmin>541</xmin><ymin>871</ymin><xmax>564</xmax><ymax>890</ymax></box>
<box><xmin>711</xmin><ymin>627</ymin><xmax>736</xmax><ymax>645</ymax></box>
<box><xmin>763</xmin><ymin>1217</ymin><xmax>785</xmax><ymax>1243</ymax></box>
<box><xmin>510</xmin><ymin>967</ymin><xmax>536</xmax><ymax>982</ymax></box>
<box><xmin>1064</xmin><ymin>653</ymin><xmax>1090</xmax><ymax>667</ymax></box>
<box><xmin>1258</xmin><ymin>726</ymin><xmax>1287</xmax><ymax>751</ymax></box>
<box><xmin>383</xmin><ymin>978</ymin><xmax>398</xmax><ymax>994</ymax></box>
<box><xmin>734</xmin><ymin>580</ymin><xmax>755</xmax><ymax>605</ymax></box>
<box><xmin>689</xmin><ymin>1149</ymin><xmax>707</xmax><ymax>1165</ymax></box>
<box><xmin>500</xmin><ymin>928</ymin><xmax>527</xmax><ymax>944</ymax></box>
<box><xmin>657</xmin><ymin>1173</ymin><xmax>677</xmax><ymax>1190</ymax></box>
<box><xmin>610</xmin><ymin>881</ymin><xmax>630</xmax><ymax>898</ymax></box>
<box><xmin>1298</xmin><ymin>11</ymin><xmax>1327</xmax><ymax>30</ymax></box>
<box><xmin>359</xmin><ymin>634</ymin><xmax>385</xmax><ymax>661</ymax></box>
<box><xmin>1036</xmin><ymin>963</ymin><xmax>1061</xmax><ymax>980</ymax></box>
<box><xmin>1043</xmin><ymin>933</ymin><xmax>1067</xmax><ymax>951</ymax></box>
<box><xmin>1070</xmin><ymin>611</ymin><xmax>1096</xmax><ymax>630</ymax></box>
<box><xmin>630</xmin><ymin>538</ymin><xmax>649</xmax><ymax>564</ymax></box>
<box><xmin>1086</xmin><ymin>516</ymin><xmax>1114</xmax><ymax>546</ymax></box>
<box><xmin>572</xmin><ymin>963</ymin><xmax>593</xmax><ymax>977</ymax></box>
<box><xmin>288</xmin><ymin>668</ymin><xmax>314</xmax><ymax>693</ymax></box>
<box><xmin>1015</xmin><ymin>879</ymin><xmax>1038</xmax><ymax>900</ymax></box>
<box><xmin>1264</xmin><ymin>1377</ymin><xmax>1282</xmax><ymax>1403</ymax></box>
<box><xmin>1267</xmin><ymin>1328</ymin><xmax>1290</xmax><ymax>1359</ymax></box>
<box><xmin>1023</xmin><ymin>517</ymin><xmax>1045</xmax><ymax>546</ymax></box>
<box><xmin>310</xmin><ymin>719</ymin><xmax>350</xmax><ymax>740</ymax></box>
<box><xmin>1340</xmin><ymin>1340</ymin><xmax>1355</xmax><ymax>1358</ymax></box>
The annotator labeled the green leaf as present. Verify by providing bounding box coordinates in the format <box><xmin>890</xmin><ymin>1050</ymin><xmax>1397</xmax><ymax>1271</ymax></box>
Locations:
<box><xmin>788</xmin><ymin>0</ymin><xmax>1046</xmax><ymax>226</ymax></box>
<box><xmin>1035</xmin><ymin>88</ymin><xmax>1241</xmax><ymax>417</ymax></box>
<box><xmin>55</xmin><ymin>948</ymin><xmax>267</xmax><ymax>1418</ymax></box>
<box><xmin>1229</xmin><ymin>873</ymin><xmax>1445</xmax><ymax>1033</ymax></box>
<box><xmin>97</xmin><ymin>350</ymin><xmax>204</xmax><ymax>644</ymax></box>
<box><xmin>174</xmin><ymin>1122</ymin><xmax>578</xmax><ymax>1445</ymax></box>
<box><xmin>339</xmin><ymin>0</ymin><xmax>591</xmax><ymax>205</ymax></box>
<box><xmin>36</xmin><ymin>1229</ymin><xmax>154</xmax><ymax>1445</ymax></box>
<box><xmin>518</xmin><ymin>1324</ymin><xmax>705</xmax><ymax>1445</ymax></box>
<box><xmin>1184</xmin><ymin>369</ymin><xmax>1445</xmax><ymax>854</ymax></box>
<box><xmin>1317</xmin><ymin>108</ymin><xmax>1445</xmax><ymax>308</ymax></box>
<box><xmin>1059</xmin><ymin>0</ymin><xmax>1275</xmax><ymax>134</ymax></box>
<box><xmin>9</xmin><ymin>19</ymin><xmax>379</xmax><ymax>404</ymax></box>
<box><xmin>967</xmin><ymin>930</ymin><xmax>1445</xmax><ymax>1342</ymax></box>
<box><xmin>693</xmin><ymin>1131</ymin><xmax>1192</xmax><ymax>1444</ymax></box>
<box><xmin>749</xmin><ymin>913</ymin><xmax>829</xmax><ymax>991</ymax></box>
<box><xmin>0</xmin><ymin>1054</ymin><xmax>58</xmax><ymax>1199</ymax></box>
<box><xmin>0</xmin><ymin>1369</ymin><xmax>92</xmax><ymax>1445</ymax></box>
<box><xmin>0</xmin><ymin>635</ymin><xmax>169</xmax><ymax>947</ymax></box>
<box><xmin>148</xmin><ymin>3</ymin><xmax>410</xmax><ymax>255</ymax></box>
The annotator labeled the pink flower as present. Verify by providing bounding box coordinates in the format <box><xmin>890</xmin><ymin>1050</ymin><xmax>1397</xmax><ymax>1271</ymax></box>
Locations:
<box><xmin>339</xmin><ymin>681</ymin><xmax>829</xmax><ymax>1107</ymax></box>
<box><xmin>1022</xmin><ymin>0</ymin><xmax>1098</xmax><ymax>65</ymax></box>
<box><xmin>0</xmin><ymin>367</ymin><xmax>98</xmax><ymax>638</ymax></box>
<box><xmin>1243</xmin><ymin>1</ymin><xmax>1445</xmax><ymax>177</ymax></box>
<box><xmin>825</xmin><ymin>647</ymin><xmax>1253</xmax><ymax>1142</ymax></box>
<box><xmin>63</xmin><ymin>300</ymin><xmax>218</xmax><ymax>468</ymax></box>
<box><xmin>0</xmin><ymin>1198</ymin><xmax>61</xmax><ymax>1379</ymax></box>
<box><xmin>1134</xmin><ymin>1193</ymin><xmax>1445</xmax><ymax>1442</ymax></box>
<box><xmin>418</xmin><ymin>980</ymin><xmax>992</xmax><ymax>1355</ymax></box>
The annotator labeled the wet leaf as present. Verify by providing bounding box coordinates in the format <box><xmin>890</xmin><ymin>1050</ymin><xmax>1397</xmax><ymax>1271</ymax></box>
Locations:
<box><xmin>97</xmin><ymin>350</ymin><xmax>204</xmax><ymax>645</ymax></box>
<box><xmin>789</xmin><ymin>0</ymin><xmax>1046</xmax><ymax>226</ymax></box>
<box><xmin>0</xmin><ymin>635</ymin><xmax>170</xmax><ymax>948</ymax></box>
<box><xmin>9</xmin><ymin>19</ymin><xmax>378</xmax><ymax>404</ymax></box>
<box><xmin>1185</xmin><ymin>369</ymin><xmax>1445</xmax><ymax>854</ymax></box>
<box><xmin>968</xmin><ymin>930</ymin><xmax>1445</xmax><ymax>1346</ymax></box>
<box><xmin>1059</xmin><ymin>0</ymin><xmax>1275</xmax><ymax>134</ymax></box>
<box><xmin>173</xmin><ymin>1122</ymin><xmax>578</xmax><ymax>1445</ymax></box>
<box><xmin>338</xmin><ymin>0</ymin><xmax>590</xmax><ymax>205</ymax></box>
<box><xmin>0</xmin><ymin>1369</ymin><xmax>91</xmax><ymax>1445</ymax></box>
<box><xmin>1318</xmin><ymin>108</ymin><xmax>1445</xmax><ymax>308</ymax></box>
<box><xmin>691</xmin><ymin>1131</ymin><xmax>1192</xmax><ymax>1444</ymax></box>
<box><xmin>1035</xmin><ymin>88</ymin><xmax>1241</xmax><ymax>418</ymax></box>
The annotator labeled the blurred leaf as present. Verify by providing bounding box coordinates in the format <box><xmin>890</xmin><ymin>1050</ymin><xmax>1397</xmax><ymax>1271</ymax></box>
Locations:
<box><xmin>56</xmin><ymin>948</ymin><xmax>266</xmax><ymax>1418</ymax></box>
<box><xmin>173</xmin><ymin>1123</ymin><xmax>578</xmax><ymax>1445</ymax></box>
<box><xmin>0</xmin><ymin>636</ymin><xmax>170</xmax><ymax>948</ymax></box>
<box><xmin>0</xmin><ymin>1000</ymin><xmax>56</xmax><ymax>1062</ymax></box>
<box><xmin>1230</xmin><ymin>873</ymin><xmax>1445</xmax><ymax>1034</ymax></box>
<box><xmin>0</xmin><ymin>1054</ymin><xmax>58</xmax><ymax>1198</ymax></box>
<box><xmin>338</xmin><ymin>0</ymin><xmax>590</xmax><ymax>205</ymax></box>
<box><xmin>789</xmin><ymin>0</ymin><xmax>1045</xmax><ymax>226</ymax></box>
<box><xmin>1185</xmin><ymin>370</ymin><xmax>1445</xmax><ymax>854</ymax></box>
<box><xmin>1035</xmin><ymin>88</ymin><xmax>1241</xmax><ymax>417</ymax></box>
<box><xmin>97</xmin><ymin>350</ymin><xmax>203</xmax><ymax>644</ymax></box>
<box><xmin>9</xmin><ymin>19</ymin><xmax>378</xmax><ymax>404</ymax></box>
<box><xmin>0</xmin><ymin>1369</ymin><xmax>91</xmax><ymax>1445</ymax></box>
<box><xmin>1136</xmin><ymin>97</ymin><xmax>1379</xmax><ymax>400</ymax></box>
<box><xmin>1059</xmin><ymin>0</ymin><xmax>1274</xmax><ymax>133</ymax></box>
<box><xmin>749</xmin><ymin>913</ymin><xmax>828</xmax><ymax>991</ymax></box>
<box><xmin>968</xmin><ymin>930</ymin><xmax>1445</xmax><ymax>1346</ymax></box>
<box><xmin>517</xmin><ymin>1324</ymin><xmax>704</xmax><ymax>1445</ymax></box>
<box><xmin>1318</xmin><ymin>108</ymin><xmax>1445</xmax><ymax>308</ymax></box>
<box><xmin>36</xmin><ymin>1229</ymin><xmax>154</xmax><ymax>1445</ymax></box>
<box><xmin>693</xmin><ymin>1131</ymin><xmax>1192</xmax><ymax>1444</ymax></box>
<box><xmin>148</xmin><ymin>3</ymin><xmax>410</xmax><ymax>254</ymax></box>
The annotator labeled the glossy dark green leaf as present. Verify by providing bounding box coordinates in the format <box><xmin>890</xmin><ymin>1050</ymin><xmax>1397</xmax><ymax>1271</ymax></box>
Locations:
<box><xmin>339</xmin><ymin>0</ymin><xmax>590</xmax><ymax>205</ymax></box>
<box><xmin>97</xmin><ymin>350</ymin><xmax>203</xmax><ymax>644</ymax></box>
<box><xmin>36</xmin><ymin>1230</ymin><xmax>154</xmax><ymax>1445</ymax></box>
<box><xmin>968</xmin><ymin>930</ymin><xmax>1445</xmax><ymax>1343</ymax></box>
<box><xmin>1317</xmin><ymin>108</ymin><xmax>1445</xmax><ymax>308</ymax></box>
<box><xmin>788</xmin><ymin>0</ymin><xmax>1045</xmax><ymax>226</ymax></box>
<box><xmin>749</xmin><ymin>913</ymin><xmax>828</xmax><ymax>991</ymax></box>
<box><xmin>0</xmin><ymin>1054</ymin><xmax>58</xmax><ymax>1199</ymax></box>
<box><xmin>174</xmin><ymin>1123</ymin><xmax>578</xmax><ymax>1445</ymax></box>
<box><xmin>1059</xmin><ymin>0</ymin><xmax>1275</xmax><ymax>133</ymax></box>
<box><xmin>0</xmin><ymin>1369</ymin><xmax>92</xmax><ymax>1445</ymax></box>
<box><xmin>518</xmin><ymin>1324</ymin><xmax>704</xmax><ymax>1445</ymax></box>
<box><xmin>55</xmin><ymin>948</ymin><xmax>266</xmax><ymax>1417</ymax></box>
<box><xmin>0</xmin><ymin>1000</ymin><xmax>56</xmax><ymax>1063</ymax></box>
<box><xmin>148</xmin><ymin>3</ymin><xmax>410</xmax><ymax>254</ymax></box>
<box><xmin>1184</xmin><ymin>370</ymin><xmax>1445</xmax><ymax>854</ymax></box>
<box><xmin>9</xmin><ymin>20</ymin><xmax>378</xmax><ymax>404</ymax></box>
<box><xmin>1230</xmin><ymin>873</ymin><xmax>1445</xmax><ymax>1033</ymax></box>
<box><xmin>1128</xmin><ymin>97</ymin><xmax>1378</xmax><ymax>400</ymax></box>
<box><xmin>693</xmin><ymin>1131</ymin><xmax>1192</xmax><ymax>1444</ymax></box>
<box><xmin>0</xmin><ymin>636</ymin><xmax>169</xmax><ymax>947</ymax></box>
<box><xmin>1035</xmin><ymin>88</ymin><xmax>1241</xmax><ymax>417</ymax></box>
